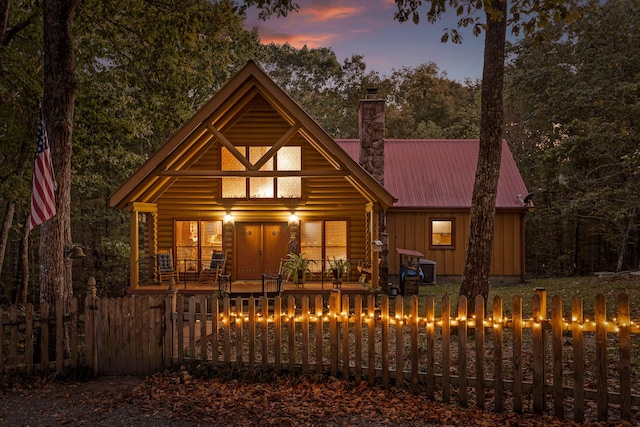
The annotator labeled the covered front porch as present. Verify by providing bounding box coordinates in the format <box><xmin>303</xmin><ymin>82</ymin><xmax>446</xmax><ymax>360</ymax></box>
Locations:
<box><xmin>127</xmin><ymin>278</ymin><xmax>370</xmax><ymax>299</ymax></box>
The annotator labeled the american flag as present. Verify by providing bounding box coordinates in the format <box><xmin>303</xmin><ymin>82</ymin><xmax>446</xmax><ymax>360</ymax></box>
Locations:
<box><xmin>29</xmin><ymin>115</ymin><xmax>56</xmax><ymax>230</ymax></box>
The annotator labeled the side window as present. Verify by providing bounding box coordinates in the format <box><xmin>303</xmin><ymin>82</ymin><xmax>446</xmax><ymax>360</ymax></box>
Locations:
<box><xmin>300</xmin><ymin>220</ymin><xmax>348</xmax><ymax>272</ymax></box>
<box><xmin>174</xmin><ymin>220</ymin><xmax>223</xmax><ymax>271</ymax></box>
<box><xmin>431</xmin><ymin>219</ymin><xmax>454</xmax><ymax>248</ymax></box>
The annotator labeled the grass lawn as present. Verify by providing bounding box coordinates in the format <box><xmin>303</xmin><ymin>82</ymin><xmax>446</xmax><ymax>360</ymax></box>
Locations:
<box><xmin>415</xmin><ymin>273</ymin><xmax>640</xmax><ymax>320</ymax></box>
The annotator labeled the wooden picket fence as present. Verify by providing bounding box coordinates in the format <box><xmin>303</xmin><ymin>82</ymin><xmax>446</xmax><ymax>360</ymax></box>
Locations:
<box><xmin>0</xmin><ymin>289</ymin><xmax>638</xmax><ymax>423</ymax></box>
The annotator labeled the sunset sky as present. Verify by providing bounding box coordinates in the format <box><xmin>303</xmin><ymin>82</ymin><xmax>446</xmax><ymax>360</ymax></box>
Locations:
<box><xmin>243</xmin><ymin>0</ymin><xmax>486</xmax><ymax>83</ymax></box>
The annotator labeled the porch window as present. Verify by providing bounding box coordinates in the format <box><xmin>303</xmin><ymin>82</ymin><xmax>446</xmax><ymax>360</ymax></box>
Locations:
<box><xmin>175</xmin><ymin>220</ymin><xmax>223</xmax><ymax>271</ymax></box>
<box><xmin>431</xmin><ymin>219</ymin><xmax>454</xmax><ymax>248</ymax></box>
<box><xmin>300</xmin><ymin>220</ymin><xmax>348</xmax><ymax>272</ymax></box>
<box><xmin>221</xmin><ymin>146</ymin><xmax>301</xmax><ymax>199</ymax></box>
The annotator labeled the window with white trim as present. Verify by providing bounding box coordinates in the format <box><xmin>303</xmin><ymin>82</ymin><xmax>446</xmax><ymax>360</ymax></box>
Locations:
<box><xmin>431</xmin><ymin>219</ymin><xmax>454</xmax><ymax>247</ymax></box>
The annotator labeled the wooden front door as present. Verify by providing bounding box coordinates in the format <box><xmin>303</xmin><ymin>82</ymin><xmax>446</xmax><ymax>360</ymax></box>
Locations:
<box><xmin>235</xmin><ymin>223</ymin><xmax>289</xmax><ymax>280</ymax></box>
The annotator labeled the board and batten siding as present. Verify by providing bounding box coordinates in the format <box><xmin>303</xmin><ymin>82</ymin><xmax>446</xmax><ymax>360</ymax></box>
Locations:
<box><xmin>386</xmin><ymin>210</ymin><xmax>524</xmax><ymax>281</ymax></box>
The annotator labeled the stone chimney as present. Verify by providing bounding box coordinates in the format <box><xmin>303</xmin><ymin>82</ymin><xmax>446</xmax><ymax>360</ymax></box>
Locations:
<box><xmin>358</xmin><ymin>88</ymin><xmax>385</xmax><ymax>186</ymax></box>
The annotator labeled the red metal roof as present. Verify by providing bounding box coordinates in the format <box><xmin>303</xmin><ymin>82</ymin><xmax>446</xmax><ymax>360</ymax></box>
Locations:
<box><xmin>335</xmin><ymin>139</ymin><xmax>530</xmax><ymax>209</ymax></box>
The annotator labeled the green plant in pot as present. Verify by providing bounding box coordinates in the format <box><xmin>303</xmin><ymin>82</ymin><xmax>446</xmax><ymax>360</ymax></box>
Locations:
<box><xmin>282</xmin><ymin>252</ymin><xmax>316</xmax><ymax>285</ymax></box>
<box><xmin>327</xmin><ymin>257</ymin><xmax>351</xmax><ymax>285</ymax></box>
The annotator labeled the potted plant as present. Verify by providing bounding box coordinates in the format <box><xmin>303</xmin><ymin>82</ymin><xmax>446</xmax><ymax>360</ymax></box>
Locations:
<box><xmin>327</xmin><ymin>257</ymin><xmax>351</xmax><ymax>285</ymax></box>
<box><xmin>282</xmin><ymin>252</ymin><xmax>316</xmax><ymax>285</ymax></box>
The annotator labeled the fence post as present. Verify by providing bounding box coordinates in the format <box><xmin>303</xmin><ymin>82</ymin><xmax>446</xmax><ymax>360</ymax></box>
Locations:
<box><xmin>212</xmin><ymin>296</ymin><xmax>220</xmax><ymax>365</ymax></box>
<box><xmin>274</xmin><ymin>296</ymin><xmax>282</xmax><ymax>374</ymax></box>
<box><xmin>55</xmin><ymin>297</ymin><xmax>64</xmax><ymax>374</ymax></box>
<box><xmin>288</xmin><ymin>295</ymin><xmax>296</xmax><ymax>373</ymax></box>
<box><xmin>475</xmin><ymin>295</ymin><xmax>485</xmax><ymax>410</ymax></box>
<box><xmin>457</xmin><ymin>295</ymin><xmax>468</xmax><ymax>407</ymax></box>
<box><xmin>410</xmin><ymin>295</ymin><xmax>419</xmax><ymax>393</ymax></box>
<box><xmin>354</xmin><ymin>295</ymin><xmax>362</xmax><ymax>383</ymax></box>
<box><xmin>425</xmin><ymin>295</ymin><xmax>435</xmax><ymax>399</ymax></box>
<box><xmin>341</xmin><ymin>294</ymin><xmax>350</xmax><ymax>379</ymax></box>
<box><xmin>329</xmin><ymin>291</ymin><xmax>338</xmax><ymax>377</ymax></box>
<box><xmin>366</xmin><ymin>294</ymin><xmax>376</xmax><ymax>385</ymax></box>
<box><xmin>618</xmin><ymin>293</ymin><xmax>631</xmax><ymax>422</ymax></box>
<box><xmin>532</xmin><ymin>292</ymin><xmax>545</xmax><ymax>414</ymax></box>
<box><xmin>236</xmin><ymin>296</ymin><xmax>244</xmax><ymax>370</ymax></box>
<box><xmin>595</xmin><ymin>294</ymin><xmax>608</xmax><ymax>422</ymax></box>
<box><xmin>40</xmin><ymin>301</ymin><xmax>50</xmax><ymax>374</ymax></box>
<box><xmin>188</xmin><ymin>296</ymin><xmax>196</xmax><ymax>363</ymax></box>
<box><xmin>301</xmin><ymin>296</ymin><xmax>310</xmax><ymax>374</ymax></box>
<box><xmin>441</xmin><ymin>294</ymin><xmax>451</xmax><ymax>403</ymax></box>
<box><xmin>571</xmin><ymin>295</ymin><xmax>584</xmax><ymax>423</ymax></box>
<box><xmin>261</xmin><ymin>296</ymin><xmax>269</xmax><ymax>370</ymax></box>
<box><xmin>493</xmin><ymin>295</ymin><xmax>503</xmax><ymax>413</ymax></box>
<box><xmin>223</xmin><ymin>296</ymin><xmax>231</xmax><ymax>367</ymax></box>
<box><xmin>512</xmin><ymin>295</ymin><xmax>523</xmax><ymax>414</ymax></box>
<box><xmin>551</xmin><ymin>295</ymin><xmax>564</xmax><ymax>419</ymax></box>
<box><xmin>248</xmin><ymin>296</ymin><xmax>256</xmax><ymax>369</ymax></box>
<box><xmin>315</xmin><ymin>295</ymin><xmax>324</xmax><ymax>374</ymax></box>
<box><xmin>25</xmin><ymin>304</ymin><xmax>34</xmax><ymax>375</ymax></box>
<box><xmin>163</xmin><ymin>290</ymin><xmax>177</xmax><ymax>369</ymax></box>
<box><xmin>198</xmin><ymin>295</ymin><xmax>208</xmax><ymax>362</ymax></box>
<box><xmin>381</xmin><ymin>295</ymin><xmax>390</xmax><ymax>388</ymax></box>
<box><xmin>395</xmin><ymin>296</ymin><xmax>404</xmax><ymax>387</ymax></box>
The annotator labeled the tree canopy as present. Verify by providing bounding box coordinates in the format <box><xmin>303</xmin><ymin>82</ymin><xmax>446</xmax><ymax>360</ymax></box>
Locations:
<box><xmin>506</xmin><ymin>0</ymin><xmax>640</xmax><ymax>274</ymax></box>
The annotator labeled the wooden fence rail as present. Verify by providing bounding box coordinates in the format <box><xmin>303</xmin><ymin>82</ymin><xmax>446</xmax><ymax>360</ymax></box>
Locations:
<box><xmin>1</xmin><ymin>289</ymin><xmax>638</xmax><ymax>423</ymax></box>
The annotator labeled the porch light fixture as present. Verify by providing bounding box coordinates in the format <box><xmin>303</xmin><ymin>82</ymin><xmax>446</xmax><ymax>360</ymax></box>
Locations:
<box><xmin>289</xmin><ymin>213</ymin><xmax>299</xmax><ymax>223</ymax></box>
<box><xmin>224</xmin><ymin>214</ymin><xmax>233</xmax><ymax>223</ymax></box>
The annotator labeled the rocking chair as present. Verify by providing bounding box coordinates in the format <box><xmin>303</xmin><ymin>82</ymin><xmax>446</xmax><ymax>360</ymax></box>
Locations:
<box><xmin>200</xmin><ymin>250</ymin><xmax>226</xmax><ymax>286</ymax></box>
<box><xmin>157</xmin><ymin>249</ymin><xmax>177</xmax><ymax>284</ymax></box>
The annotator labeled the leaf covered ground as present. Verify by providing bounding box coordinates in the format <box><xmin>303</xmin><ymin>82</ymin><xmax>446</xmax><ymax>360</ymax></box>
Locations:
<box><xmin>0</xmin><ymin>370</ymin><xmax>635</xmax><ymax>426</ymax></box>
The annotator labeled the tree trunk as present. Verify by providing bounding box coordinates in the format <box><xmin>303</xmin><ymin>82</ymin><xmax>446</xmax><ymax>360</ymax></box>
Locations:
<box><xmin>40</xmin><ymin>0</ymin><xmax>77</xmax><ymax>353</ymax></box>
<box><xmin>616</xmin><ymin>209</ymin><xmax>637</xmax><ymax>273</ymax></box>
<box><xmin>15</xmin><ymin>213</ymin><xmax>30</xmax><ymax>306</ymax></box>
<box><xmin>0</xmin><ymin>200</ymin><xmax>15</xmax><ymax>277</ymax></box>
<box><xmin>459</xmin><ymin>0</ymin><xmax>507</xmax><ymax>315</ymax></box>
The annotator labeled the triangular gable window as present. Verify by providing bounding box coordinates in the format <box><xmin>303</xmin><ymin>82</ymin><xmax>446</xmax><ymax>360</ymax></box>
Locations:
<box><xmin>221</xmin><ymin>146</ymin><xmax>301</xmax><ymax>199</ymax></box>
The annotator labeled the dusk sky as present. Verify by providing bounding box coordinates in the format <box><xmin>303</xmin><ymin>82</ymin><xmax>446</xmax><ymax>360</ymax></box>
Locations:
<box><xmin>243</xmin><ymin>0</ymin><xmax>486</xmax><ymax>83</ymax></box>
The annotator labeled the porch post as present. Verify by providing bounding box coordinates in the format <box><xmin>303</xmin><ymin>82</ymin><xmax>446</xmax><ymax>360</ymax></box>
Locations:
<box><xmin>129</xmin><ymin>207</ymin><xmax>139</xmax><ymax>290</ymax></box>
<box><xmin>128</xmin><ymin>202</ymin><xmax>158</xmax><ymax>290</ymax></box>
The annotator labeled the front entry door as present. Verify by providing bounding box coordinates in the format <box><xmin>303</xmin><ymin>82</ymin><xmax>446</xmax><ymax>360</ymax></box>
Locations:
<box><xmin>235</xmin><ymin>223</ymin><xmax>289</xmax><ymax>280</ymax></box>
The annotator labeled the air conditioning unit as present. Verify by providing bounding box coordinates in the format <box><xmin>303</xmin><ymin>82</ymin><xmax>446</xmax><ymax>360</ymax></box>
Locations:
<box><xmin>419</xmin><ymin>259</ymin><xmax>436</xmax><ymax>285</ymax></box>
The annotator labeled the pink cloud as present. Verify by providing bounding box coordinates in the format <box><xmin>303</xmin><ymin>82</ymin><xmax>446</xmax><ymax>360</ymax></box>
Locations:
<box><xmin>258</xmin><ymin>30</ymin><xmax>334</xmax><ymax>49</ymax></box>
<box><xmin>300</xmin><ymin>5</ymin><xmax>360</xmax><ymax>22</ymax></box>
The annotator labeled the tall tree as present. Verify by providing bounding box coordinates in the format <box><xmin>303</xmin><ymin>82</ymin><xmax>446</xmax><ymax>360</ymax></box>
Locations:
<box><xmin>39</xmin><ymin>0</ymin><xmax>77</xmax><ymax>327</ymax></box>
<box><xmin>394</xmin><ymin>0</ymin><xmax>578</xmax><ymax>312</ymax></box>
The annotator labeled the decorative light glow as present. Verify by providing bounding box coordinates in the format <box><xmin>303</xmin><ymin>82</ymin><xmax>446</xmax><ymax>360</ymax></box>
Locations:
<box><xmin>224</xmin><ymin>213</ymin><xmax>233</xmax><ymax>223</ymax></box>
<box><xmin>289</xmin><ymin>213</ymin><xmax>299</xmax><ymax>223</ymax></box>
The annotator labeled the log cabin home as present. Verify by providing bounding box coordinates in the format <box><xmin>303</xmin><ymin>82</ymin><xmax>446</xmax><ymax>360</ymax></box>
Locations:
<box><xmin>109</xmin><ymin>61</ymin><xmax>531</xmax><ymax>293</ymax></box>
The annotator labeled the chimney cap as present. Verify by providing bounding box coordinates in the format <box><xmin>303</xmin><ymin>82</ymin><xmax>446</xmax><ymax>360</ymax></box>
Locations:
<box><xmin>366</xmin><ymin>87</ymin><xmax>378</xmax><ymax>99</ymax></box>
